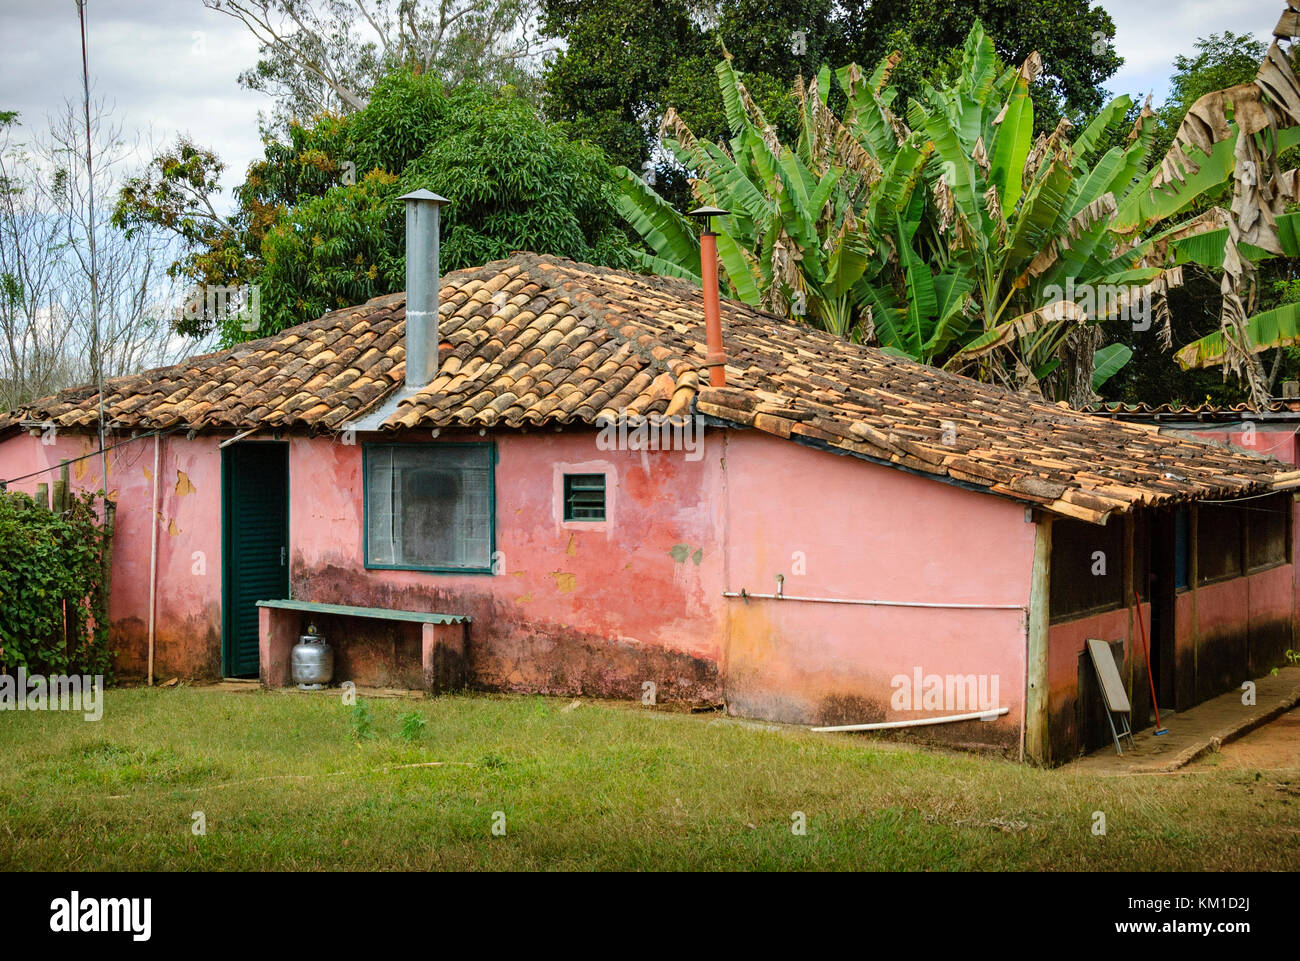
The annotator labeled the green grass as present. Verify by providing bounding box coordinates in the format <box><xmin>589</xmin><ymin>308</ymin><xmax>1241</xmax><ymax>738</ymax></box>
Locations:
<box><xmin>0</xmin><ymin>687</ymin><xmax>1296</xmax><ymax>870</ymax></box>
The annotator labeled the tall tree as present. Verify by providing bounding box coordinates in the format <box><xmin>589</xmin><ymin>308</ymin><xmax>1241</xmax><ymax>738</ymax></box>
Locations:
<box><xmin>541</xmin><ymin>0</ymin><xmax>1120</xmax><ymax>181</ymax></box>
<box><xmin>0</xmin><ymin>108</ymin><xmax>205</xmax><ymax>412</ymax></box>
<box><xmin>116</xmin><ymin>72</ymin><xmax>636</xmax><ymax>341</ymax></box>
<box><xmin>205</xmin><ymin>0</ymin><xmax>550</xmax><ymax>126</ymax></box>
<box><xmin>1099</xmin><ymin>31</ymin><xmax>1280</xmax><ymax>407</ymax></box>
<box><xmin>825</xmin><ymin>0</ymin><xmax>1121</xmax><ymax>124</ymax></box>
<box><xmin>1160</xmin><ymin>9</ymin><xmax>1300</xmax><ymax>404</ymax></box>
<box><xmin>615</xmin><ymin>25</ymin><xmax>1236</xmax><ymax>405</ymax></box>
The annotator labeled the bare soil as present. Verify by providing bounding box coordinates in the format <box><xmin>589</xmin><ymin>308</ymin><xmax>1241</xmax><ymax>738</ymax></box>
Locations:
<box><xmin>1197</xmin><ymin>707</ymin><xmax>1300</xmax><ymax>770</ymax></box>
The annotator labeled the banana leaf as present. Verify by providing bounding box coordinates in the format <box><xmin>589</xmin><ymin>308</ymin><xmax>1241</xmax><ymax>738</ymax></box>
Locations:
<box><xmin>612</xmin><ymin>167</ymin><xmax>699</xmax><ymax>269</ymax></box>
<box><xmin>1176</xmin><ymin>301</ymin><xmax>1300</xmax><ymax>368</ymax></box>
<box><xmin>1092</xmin><ymin>343</ymin><xmax>1132</xmax><ymax>389</ymax></box>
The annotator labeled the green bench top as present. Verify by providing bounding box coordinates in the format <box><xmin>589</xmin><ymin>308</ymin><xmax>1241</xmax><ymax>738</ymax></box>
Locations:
<box><xmin>256</xmin><ymin>599</ymin><xmax>470</xmax><ymax>624</ymax></box>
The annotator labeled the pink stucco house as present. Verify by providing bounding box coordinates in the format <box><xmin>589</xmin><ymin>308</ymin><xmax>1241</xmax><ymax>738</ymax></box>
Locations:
<box><xmin>3</xmin><ymin>234</ymin><xmax>1296</xmax><ymax>764</ymax></box>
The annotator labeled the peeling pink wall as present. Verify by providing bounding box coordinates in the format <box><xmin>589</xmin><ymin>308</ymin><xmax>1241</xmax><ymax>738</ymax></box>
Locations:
<box><xmin>718</xmin><ymin>431</ymin><xmax>1035</xmax><ymax>751</ymax></box>
<box><xmin>287</xmin><ymin>429</ymin><xmax>727</xmax><ymax>700</ymax></box>
<box><xmin>3</xmin><ymin>421</ymin><xmax>1039</xmax><ymax>742</ymax></box>
<box><xmin>0</xmin><ymin>430</ymin><xmax>223</xmax><ymax>678</ymax></box>
<box><xmin>0</xmin><ymin>420</ymin><xmax>1116</xmax><ymax>759</ymax></box>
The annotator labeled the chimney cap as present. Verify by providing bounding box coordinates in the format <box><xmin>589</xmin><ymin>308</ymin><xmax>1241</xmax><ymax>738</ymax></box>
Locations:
<box><xmin>688</xmin><ymin>205</ymin><xmax>729</xmax><ymax>235</ymax></box>
<box><xmin>399</xmin><ymin>189</ymin><xmax>450</xmax><ymax>205</ymax></box>
<box><xmin>687</xmin><ymin>205</ymin><xmax>729</xmax><ymax>218</ymax></box>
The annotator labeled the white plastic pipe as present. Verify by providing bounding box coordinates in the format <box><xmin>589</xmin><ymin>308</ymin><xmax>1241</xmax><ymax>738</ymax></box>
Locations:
<box><xmin>219</xmin><ymin>427</ymin><xmax>261</xmax><ymax>448</ymax></box>
<box><xmin>723</xmin><ymin>590</ymin><xmax>1023</xmax><ymax>611</ymax></box>
<box><xmin>812</xmin><ymin>707</ymin><xmax>1009</xmax><ymax>732</ymax></box>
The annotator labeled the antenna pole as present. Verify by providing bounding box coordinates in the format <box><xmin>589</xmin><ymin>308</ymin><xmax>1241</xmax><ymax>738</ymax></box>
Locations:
<box><xmin>77</xmin><ymin>0</ymin><xmax>108</xmax><ymax>497</ymax></box>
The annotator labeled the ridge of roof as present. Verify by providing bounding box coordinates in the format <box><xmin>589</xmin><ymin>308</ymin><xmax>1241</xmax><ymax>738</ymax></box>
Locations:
<box><xmin>4</xmin><ymin>252</ymin><xmax>1297</xmax><ymax>523</ymax></box>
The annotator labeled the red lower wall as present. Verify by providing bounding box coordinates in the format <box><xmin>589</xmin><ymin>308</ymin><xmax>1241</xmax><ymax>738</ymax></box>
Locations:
<box><xmin>1048</xmin><ymin>563</ymin><xmax>1293</xmax><ymax>761</ymax></box>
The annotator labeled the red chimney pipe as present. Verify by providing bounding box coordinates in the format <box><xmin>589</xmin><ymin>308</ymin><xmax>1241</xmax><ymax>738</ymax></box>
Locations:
<box><xmin>690</xmin><ymin>205</ymin><xmax>729</xmax><ymax>388</ymax></box>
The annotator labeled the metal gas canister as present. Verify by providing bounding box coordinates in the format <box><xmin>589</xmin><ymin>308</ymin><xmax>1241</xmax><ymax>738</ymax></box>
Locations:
<box><xmin>291</xmin><ymin>624</ymin><xmax>333</xmax><ymax>690</ymax></box>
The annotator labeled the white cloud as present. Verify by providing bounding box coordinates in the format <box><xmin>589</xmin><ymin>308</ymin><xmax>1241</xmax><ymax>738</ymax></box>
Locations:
<box><xmin>0</xmin><ymin>0</ymin><xmax>266</xmax><ymax>214</ymax></box>
<box><xmin>1097</xmin><ymin>0</ymin><xmax>1276</xmax><ymax>104</ymax></box>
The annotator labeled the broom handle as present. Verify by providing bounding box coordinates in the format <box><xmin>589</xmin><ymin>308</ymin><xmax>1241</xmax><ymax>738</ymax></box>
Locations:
<box><xmin>1134</xmin><ymin>589</ymin><xmax>1163</xmax><ymax>728</ymax></box>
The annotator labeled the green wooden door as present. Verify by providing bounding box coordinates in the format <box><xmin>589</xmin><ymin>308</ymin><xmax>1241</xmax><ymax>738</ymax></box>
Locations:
<box><xmin>222</xmin><ymin>443</ymin><xmax>289</xmax><ymax>677</ymax></box>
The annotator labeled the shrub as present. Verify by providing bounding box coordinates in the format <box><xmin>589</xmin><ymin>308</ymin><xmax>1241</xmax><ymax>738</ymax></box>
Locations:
<box><xmin>0</xmin><ymin>490</ymin><xmax>113</xmax><ymax>677</ymax></box>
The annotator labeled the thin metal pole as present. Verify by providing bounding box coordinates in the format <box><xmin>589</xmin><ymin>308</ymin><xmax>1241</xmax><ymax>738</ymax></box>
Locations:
<box><xmin>77</xmin><ymin>0</ymin><xmax>107</xmax><ymax>493</ymax></box>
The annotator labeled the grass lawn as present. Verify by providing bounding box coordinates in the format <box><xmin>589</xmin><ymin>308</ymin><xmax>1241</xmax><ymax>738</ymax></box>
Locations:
<box><xmin>0</xmin><ymin>686</ymin><xmax>1296</xmax><ymax>871</ymax></box>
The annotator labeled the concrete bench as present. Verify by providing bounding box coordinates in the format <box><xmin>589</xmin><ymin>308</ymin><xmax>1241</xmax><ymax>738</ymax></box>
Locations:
<box><xmin>256</xmin><ymin>599</ymin><xmax>471</xmax><ymax>693</ymax></box>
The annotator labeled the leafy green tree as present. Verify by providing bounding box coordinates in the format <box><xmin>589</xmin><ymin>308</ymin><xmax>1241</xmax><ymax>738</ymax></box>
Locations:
<box><xmin>248</xmin><ymin>85</ymin><xmax>633</xmax><ymax>338</ymax></box>
<box><xmin>1152</xmin><ymin>22</ymin><xmax>1300</xmax><ymax>404</ymax></box>
<box><xmin>827</xmin><ymin>0</ymin><xmax>1121</xmax><ymax>124</ymax></box>
<box><xmin>204</xmin><ymin>0</ymin><xmax>549</xmax><ymax>126</ymax></box>
<box><xmin>115</xmin><ymin>72</ymin><xmax>635</xmax><ymax>342</ymax></box>
<box><xmin>1086</xmin><ymin>30</ymin><xmax>1300</xmax><ymax>407</ymax></box>
<box><xmin>541</xmin><ymin>0</ymin><xmax>1121</xmax><ymax>184</ymax></box>
<box><xmin>1090</xmin><ymin>32</ymin><xmax>1273</xmax><ymax>406</ymax></box>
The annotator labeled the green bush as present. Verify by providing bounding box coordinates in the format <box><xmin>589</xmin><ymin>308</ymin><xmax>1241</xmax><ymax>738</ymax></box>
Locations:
<box><xmin>0</xmin><ymin>490</ymin><xmax>113</xmax><ymax>677</ymax></box>
<box><xmin>229</xmin><ymin>74</ymin><xmax>636</xmax><ymax>340</ymax></box>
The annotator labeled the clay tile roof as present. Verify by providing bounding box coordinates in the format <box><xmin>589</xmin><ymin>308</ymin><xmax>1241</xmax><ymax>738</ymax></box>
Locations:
<box><xmin>5</xmin><ymin>252</ymin><xmax>1298</xmax><ymax>523</ymax></box>
<box><xmin>1089</xmin><ymin>400</ymin><xmax>1300</xmax><ymax>421</ymax></box>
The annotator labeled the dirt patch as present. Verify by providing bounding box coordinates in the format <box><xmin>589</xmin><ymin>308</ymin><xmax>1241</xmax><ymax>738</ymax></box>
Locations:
<box><xmin>1194</xmin><ymin>707</ymin><xmax>1300</xmax><ymax>770</ymax></box>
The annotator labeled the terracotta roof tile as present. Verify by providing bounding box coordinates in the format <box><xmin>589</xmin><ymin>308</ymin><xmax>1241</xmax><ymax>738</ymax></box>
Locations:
<box><xmin>5</xmin><ymin>253</ymin><xmax>1298</xmax><ymax>522</ymax></box>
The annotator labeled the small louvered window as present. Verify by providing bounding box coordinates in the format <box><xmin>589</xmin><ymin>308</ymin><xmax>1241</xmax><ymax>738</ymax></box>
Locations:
<box><xmin>563</xmin><ymin>473</ymin><xmax>606</xmax><ymax>521</ymax></box>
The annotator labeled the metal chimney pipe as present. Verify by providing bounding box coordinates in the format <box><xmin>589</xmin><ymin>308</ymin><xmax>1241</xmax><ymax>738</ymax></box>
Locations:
<box><xmin>399</xmin><ymin>189</ymin><xmax>450</xmax><ymax>390</ymax></box>
<box><xmin>689</xmin><ymin>205</ymin><xmax>729</xmax><ymax>388</ymax></box>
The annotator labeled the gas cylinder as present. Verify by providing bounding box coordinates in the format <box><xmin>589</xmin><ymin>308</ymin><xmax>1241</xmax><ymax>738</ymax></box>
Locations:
<box><xmin>291</xmin><ymin>624</ymin><xmax>333</xmax><ymax>690</ymax></box>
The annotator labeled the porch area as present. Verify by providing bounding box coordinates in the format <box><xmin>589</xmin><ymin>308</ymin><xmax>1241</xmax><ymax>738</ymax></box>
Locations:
<box><xmin>1067</xmin><ymin>664</ymin><xmax>1300</xmax><ymax>774</ymax></box>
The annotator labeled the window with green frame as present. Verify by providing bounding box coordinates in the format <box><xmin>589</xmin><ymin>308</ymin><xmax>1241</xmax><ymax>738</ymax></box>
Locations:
<box><xmin>563</xmin><ymin>473</ymin><xmax>606</xmax><ymax>521</ymax></box>
<box><xmin>364</xmin><ymin>444</ymin><xmax>494</xmax><ymax>571</ymax></box>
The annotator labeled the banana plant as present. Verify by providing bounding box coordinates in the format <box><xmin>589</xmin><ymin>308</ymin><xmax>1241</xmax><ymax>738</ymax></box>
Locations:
<box><xmin>1169</xmin><ymin>203</ymin><xmax>1300</xmax><ymax>369</ymax></box>
<box><xmin>613</xmin><ymin>58</ymin><xmax>889</xmax><ymax>338</ymax></box>
<box><xmin>616</xmin><ymin>23</ymin><xmax>1241</xmax><ymax>403</ymax></box>
<box><xmin>889</xmin><ymin>26</ymin><xmax>1217</xmax><ymax>401</ymax></box>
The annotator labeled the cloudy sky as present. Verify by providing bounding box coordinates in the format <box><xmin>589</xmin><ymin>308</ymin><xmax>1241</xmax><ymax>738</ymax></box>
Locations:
<box><xmin>0</xmin><ymin>0</ymin><xmax>1283</xmax><ymax>216</ymax></box>
<box><xmin>1101</xmin><ymin>0</ymin><xmax>1275</xmax><ymax>99</ymax></box>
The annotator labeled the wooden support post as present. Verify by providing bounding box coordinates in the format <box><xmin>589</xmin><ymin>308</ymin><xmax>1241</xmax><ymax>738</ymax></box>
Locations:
<box><xmin>1189</xmin><ymin>505</ymin><xmax>1199</xmax><ymax>692</ymax></box>
<box><xmin>1025</xmin><ymin>514</ymin><xmax>1052</xmax><ymax>765</ymax></box>
<box><xmin>52</xmin><ymin>472</ymin><xmax>67</xmax><ymax>514</ymax></box>
<box><xmin>35</xmin><ymin>482</ymin><xmax>49</xmax><ymax>510</ymax></box>
<box><xmin>1124</xmin><ymin>513</ymin><xmax>1136</xmax><ymax>701</ymax></box>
